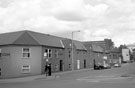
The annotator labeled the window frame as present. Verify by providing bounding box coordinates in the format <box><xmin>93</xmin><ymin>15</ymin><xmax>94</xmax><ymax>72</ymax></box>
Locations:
<box><xmin>44</xmin><ymin>49</ymin><xmax>52</xmax><ymax>58</ymax></box>
<box><xmin>21</xmin><ymin>65</ymin><xmax>30</xmax><ymax>73</ymax></box>
<box><xmin>48</xmin><ymin>49</ymin><xmax>52</xmax><ymax>58</ymax></box>
<box><xmin>55</xmin><ymin>50</ymin><xmax>59</xmax><ymax>58</ymax></box>
<box><xmin>69</xmin><ymin>64</ymin><xmax>71</xmax><ymax>69</ymax></box>
<box><xmin>69</xmin><ymin>50</ymin><xmax>71</xmax><ymax>58</ymax></box>
<box><xmin>0</xmin><ymin>49</ymin><xmax>2</xmax><ymax>58</ymax></box>
<box><xmin>0</xmin><ymin>68</ymin><xmax>1</xmax><ymax>76</ymax></box>
<box><xmin>22</xmin><ymin>48</ymin><xmax>31</xmax><ymax>58</ymax></box>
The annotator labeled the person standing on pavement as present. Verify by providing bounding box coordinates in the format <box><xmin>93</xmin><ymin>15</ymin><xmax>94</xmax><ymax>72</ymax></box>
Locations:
<box><xmin>93</xmin><ymin>59</ymin><xmax>96</xmax><ymax>70</ymax></box>
<box><xmin>45</xmin><ymin>64</ymin><xmax>49</xmax><ymax>76</ymax></box>
<box><xmin>48</xmin><ymin>64</ymin><xmax>52</xmax><ymax>76</ymax></box>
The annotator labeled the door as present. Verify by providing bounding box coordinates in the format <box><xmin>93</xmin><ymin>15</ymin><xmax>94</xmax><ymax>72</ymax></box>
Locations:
<box><xmin>84</xmin><ymin>59</ymin><xmax>86</xmax><ymax>68</ymax></box>
<box><xmin>77</xmin><ymin>60</ymin><xmax>80</xmax><ymax>70</ymax></box>
<box><xmin>59</xmin><ymin>60</ymin><xmax>63</xmax><ymax>71</ymax></box>
<box><xmin>0</xmin><ymin>68</ymin><xmax>1</xmax><ymax>76</ymax></box>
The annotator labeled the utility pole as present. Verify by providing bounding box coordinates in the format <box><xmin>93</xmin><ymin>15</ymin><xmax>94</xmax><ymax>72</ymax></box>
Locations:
<box><xmin>71</xmin><ymin>30</ymin><xmax>80</xmax><ymax>71</ymax></box>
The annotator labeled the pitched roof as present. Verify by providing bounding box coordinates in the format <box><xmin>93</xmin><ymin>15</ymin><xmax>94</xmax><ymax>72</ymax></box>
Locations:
<box><xmin>73</xmin><ymin>40</ymin><xmax>87</xmax><ymax>50</ymax></box>
<box><xmin>110</xmin><ymin>48</ymin><xmax>120</xmax><ymax>53</ymax></box>
<box><xmin>0</xmin><ymin>31</ymin><xmax>25</xmax><ymax>45</ymax></box>
<box><xmin>27</xmin><ymin>31</ymin><xmax>64</xmax><ymax>48</ymax></box>
<box><xmin>91</xmin><ymin>44</ymin><xmax>104</xmax><ymax>52</ymax></box>
<box><xmin>13</xmin><ymin>31</ymin><xmax>39</xmax><ymax>45</ymax></box>
<box><xmin>0</xmin><ymin>30</ymin><xmax>87</xmax><ymax>49</ymax></box>
<box><xmin>83</xmin><ymin>42</ymin><xmax>103</xmax><ymax>52</ymax></box>
<box><xmin>0</xmin><ymin>30</ymin><xmax>64</xmax><ymax>48</ymax></box>
<box><xmin>62</xmin><ymin>39</ymin><xmax>87</xmax><ymax>50</ymax></box>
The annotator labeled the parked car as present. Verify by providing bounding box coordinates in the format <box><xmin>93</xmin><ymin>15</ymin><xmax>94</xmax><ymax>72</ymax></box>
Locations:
<box><xmin>103</xmin><ymin>64</ymin><xmax>111</xmax><ymax>69</ymax></box>
<box><xmin>94</xmin><ymin>64</ymin><xmax>104</xmax><ymax>70</ymax></box>
<box><xmin>113</xmin><ymin>63</ymin><xmax>121</xmax><ymax>67</ymax></box>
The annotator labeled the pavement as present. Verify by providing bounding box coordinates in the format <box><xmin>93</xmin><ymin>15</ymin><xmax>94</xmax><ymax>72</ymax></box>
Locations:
<box><xmin>1</xmin><ymin>63</ymin><xmax>135</xmax><ymax>88</ymax></box>
<box><xmin>0</xmin><ymin>68</ymin><xmax>92</xmax><ymax>83</ymax></box>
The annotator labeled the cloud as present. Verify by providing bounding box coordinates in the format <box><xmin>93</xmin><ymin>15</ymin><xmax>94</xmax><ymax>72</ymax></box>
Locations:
<box><xmin>54</xmin><ymin>11</ymin><xmax>85</xmax><ymax>22</ymax></box>
<box><xmin>113</xmin><ymin>30</ymin><xmax>135</xmax><ymax>46</ymax></box>
<box><xmin>53</xmin><ymin>0</ymin><xmax>108</xmax><ymax>21</ymax></box>
<box><xmin>92</xmin><ymin>28</ymin><xmax>111</xmax><ymax>37</ymax></box>
<box><xmin>0</xmin><ymin>0</ymin><xmax>134</xmax><ymax>46</ymax></box>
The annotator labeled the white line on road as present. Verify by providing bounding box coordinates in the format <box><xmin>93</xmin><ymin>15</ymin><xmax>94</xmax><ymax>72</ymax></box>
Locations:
<box><xmin>77</xmin><ymin>76</ymin><xmax>132</xmax><ymax>83</ymax></box>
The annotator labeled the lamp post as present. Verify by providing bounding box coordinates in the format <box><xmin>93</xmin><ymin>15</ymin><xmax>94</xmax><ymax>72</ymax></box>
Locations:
<box><xmin>71</xmin><ymin>30</ymin><xmax>80</xmax><ymax>71</ymax></box>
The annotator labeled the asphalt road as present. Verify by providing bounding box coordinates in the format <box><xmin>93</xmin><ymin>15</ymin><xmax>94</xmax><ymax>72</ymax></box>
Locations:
<box><xmin>1</xmin><ymin>63</ymin><xmax>135</xmax><ymax>88</ymax></box>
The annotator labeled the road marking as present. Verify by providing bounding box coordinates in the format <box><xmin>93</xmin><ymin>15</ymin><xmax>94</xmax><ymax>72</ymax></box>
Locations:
<box><xmin>77</xmin><ymin>76</ymin><xmax>132</xmax><ymax>83</ymax></box>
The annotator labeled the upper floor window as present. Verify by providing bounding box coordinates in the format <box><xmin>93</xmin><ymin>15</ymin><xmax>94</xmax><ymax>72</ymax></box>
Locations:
<box><xmin>22</xmin><ymin>48</ymin><xmax>30</xmax><ymax>58</ymax></box>
<box><xmin>48</xmin><ymin>49</ymin><xmax>52</xmax><ymax>58</ymax></box>
<box><xmin>89</xmin><ymin>46</ymin><xmax>92</xmax><ymax>50</ymax></box>
<box><xmin>55</xmin><ymin>50</ymin><xmax>58</xmax><ymax>58</ymax></box>
<box><xmin>44</xmin><ymin>49</ymin><xmax>52</xmax><ymax>58</ymax></box>
<box><xmin>83</xmin><ymin>51</ymin><xmax>86</xmax><ymax>54</ymax></box>
<box><xmin>0</xmin><ymin>49</ymin><xmax>2</xmax><ymax>58</ymax></box>
<box><xmin>0</xmin><ymin>68</ymin><xmax>1</xmax><ymax>76</ymax></box>
<box><xmin>69</xmin><ymin>50</ymin><xmax>71</xmax><ymax>58</ymax></box>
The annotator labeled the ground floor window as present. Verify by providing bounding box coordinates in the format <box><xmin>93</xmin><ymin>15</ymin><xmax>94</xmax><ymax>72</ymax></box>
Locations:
<box><xmin>22</xmin><ymin>65</ymin><xmax>30</xmax><ymax>73</ymax></box>
<box><xmin>69</xmin><ymin>64</ymin><xmax>71</xmax><ymax>70</ymax></box>
<box><xmin>0</xmin><ymin>49</ymin><xmax>2</xmax><ymax>58</ymax></box>
<box><xmin>0</xmin><ymin>68</ymin><xmax>1</xmax><ymax>76</ymax></box>
<box><xmin>55</xmin><ymin>64</ymin><xmax>59</xmax><ymax>71</ymax></box>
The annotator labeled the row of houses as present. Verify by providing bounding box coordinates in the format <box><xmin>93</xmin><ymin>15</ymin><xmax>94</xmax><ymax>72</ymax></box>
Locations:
<box><xmin>0</xmin><ymin>30</ymin><xmax>120</xmax><ymax>78</ymax></box>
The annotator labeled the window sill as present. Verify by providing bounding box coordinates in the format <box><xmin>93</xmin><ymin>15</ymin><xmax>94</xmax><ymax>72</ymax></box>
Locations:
<box><xmin>22</xmin><ymin>57</ymin><xmax>31</xmax><ymax>59</ymax></box>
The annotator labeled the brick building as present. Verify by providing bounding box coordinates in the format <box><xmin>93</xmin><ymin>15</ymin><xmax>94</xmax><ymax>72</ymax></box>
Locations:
<box><xmin>0</xmin><ymin>30</ymin><xmax>92</xmax><ymax>78</ymax></box>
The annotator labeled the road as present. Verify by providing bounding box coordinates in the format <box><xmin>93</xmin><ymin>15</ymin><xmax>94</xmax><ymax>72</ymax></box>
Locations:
<box><xmin>1</xmin><ymin>63</ymin><xmax>135</xmax><ymax>88</ymax></box>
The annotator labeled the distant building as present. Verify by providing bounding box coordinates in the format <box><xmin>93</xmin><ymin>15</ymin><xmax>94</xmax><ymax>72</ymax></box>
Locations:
<box><xmin>110</xmin><ymin>48</ymin><xmax>120</xmax><ymax>64</ymax></box>
<box><xmin>122</xmin><ymin>49</ymin><xmax>130</xmax><ymax>62</ymax></box>
<box><xmin>83</xmin><ymin>42</ymin><xmax>107</xmax><ymax>66</ymax></box>
<box><xmin>83</xmin><ymin>39</ymin><xmax>119</xmax><ymax>66</ymax></box>
<box><xmin>86</xmin><ymin>39</ymin><xmax>114</xmax><ymax>52</ymax></box>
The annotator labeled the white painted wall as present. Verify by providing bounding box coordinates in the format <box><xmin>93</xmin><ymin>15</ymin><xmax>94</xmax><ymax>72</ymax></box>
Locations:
<box><xmin>122</xmin><ymin>49</ymin><xmax>130</xmax><ymax>61</ymax></box>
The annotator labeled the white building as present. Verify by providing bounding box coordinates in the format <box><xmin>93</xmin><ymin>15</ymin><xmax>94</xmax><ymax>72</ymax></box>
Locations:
<box><xmin>122</xmin><ymin>49</ymin><xmax>130</xmax><ymax>62</ymax></box>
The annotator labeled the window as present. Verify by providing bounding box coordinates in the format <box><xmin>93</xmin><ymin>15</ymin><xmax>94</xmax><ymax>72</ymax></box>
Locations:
<box><xmin>44</xmin><ymin>49</ymin><xmax>48</xmax><ymax>58</ymax></box>
<box><xmin>44</xmin><ymin>49</ymin><xmax>52</xmax><ymax>58</ymax></box>
<box><xmin>22</xmin><ymin>65</ymin><xmax>30</xmax><ymax>73</ymax></box>
<box><xmin>69</xmin><ymin>64</ymin><xmax>71</xmax><ymax>69</ymax></box>
<box><xmin>48</xmin><ymin>49</ymin><xmax>52</xmax><ymax>58</ymax></box>
<box><xmin>83</xmin><ymin>51</ymin><xmax>86</xmax><ymax>54</ymax></box>
<box><xmin>0</xmin><ymin>49</ymin><xmax>2</xmax><ymax>57</ymax></box>
<box><xmin>0</xmin><ymin>68</ymin><xmax>1</xmax><ymax>76</ymax></box>
<box><xmin>22</xmin><ymin>48</ymin><xmax>30</xmax><ymax>58</ymax></box>
<box><xmin>69</xmin><ymin>50</ymin><xmax>71</xmax><ymax>58</ymax></box>
<box><xmin>89</xmin><ymin>46</ymin><xmax>92</xmax><ymax>50</ymax></box>
<box><xmin>55</xmin><ymin>50</ymin><xmax>58</xmax><ymax>58</ymax></box>
<box><xmin>55</xmin><ymin>64</ymin><xmax>58</xmax><ymax>71</ymax></box>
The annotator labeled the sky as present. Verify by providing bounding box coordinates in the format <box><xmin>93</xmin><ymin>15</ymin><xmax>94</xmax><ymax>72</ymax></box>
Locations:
<box><xmin>0</xmin><ymin>0</ymin><xmax>135</xmax><ymax>47</ymax></box>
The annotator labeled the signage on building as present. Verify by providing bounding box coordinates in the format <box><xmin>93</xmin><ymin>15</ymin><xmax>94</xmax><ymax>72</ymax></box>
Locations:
<box><xmin>1</xmin><ymin>53</ymin><xmax>10</xmax><ymax>57</ymax></box>
<box><xmin>58</xmin><ymin>53</ymin><xmax>63</xmax><ymax>55</ymax></box>
<box><xmin>103</xmin><ymin>56</ymin><xmax>107</xmax><ymax>60</ymax></box>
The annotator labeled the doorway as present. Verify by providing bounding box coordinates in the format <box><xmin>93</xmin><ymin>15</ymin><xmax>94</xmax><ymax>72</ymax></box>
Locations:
<box><xmin>59</xmin><ymin>60</ymin><xmax>63</xmax><ymax>71</ymax></box>
<box><xmin>84</xmin><ymin>59</ymin><xmax>86</xmax><ymax>68</ymax></box>
<box><xmin>77</xmin><ymin>60</ymin><xmax>80</xmax><ymax>70</ymax></box>
<box><xmin>0</xmin><ymin>68</ymin><xmax>1</xmax><ymax>76</ymax></box>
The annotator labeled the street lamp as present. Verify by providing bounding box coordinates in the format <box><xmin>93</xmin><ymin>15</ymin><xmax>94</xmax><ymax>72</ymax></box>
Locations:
<box><xmin>71</xmin><ymin>30</ymin><xmax>80</xmax><ymax>71</ymax></box>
